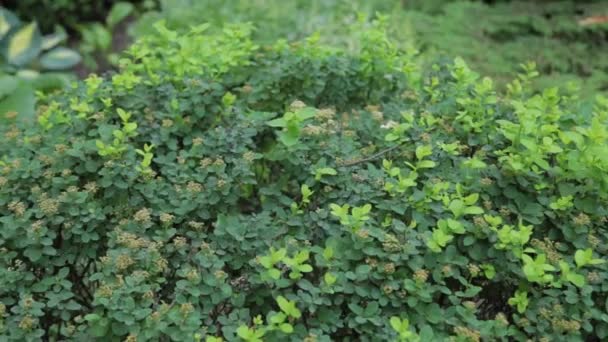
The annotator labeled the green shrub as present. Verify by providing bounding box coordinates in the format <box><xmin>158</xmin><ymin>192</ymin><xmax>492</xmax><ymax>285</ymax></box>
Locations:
<box><xmin>1</xmin><ymin>19</ymin><xmax>608</xmax><ymax>341</ymax></box>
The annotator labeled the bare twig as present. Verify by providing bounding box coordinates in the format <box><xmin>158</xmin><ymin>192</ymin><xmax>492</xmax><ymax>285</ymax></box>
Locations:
<box><xmin>340</xmin><ymin>143</ymin><xmax>404</xmax><ymax>167</ymax></box>
<box><xmin>579</xmin><ymin>15</ymin><xmax>608</xmax><ymax>26</ymax></box>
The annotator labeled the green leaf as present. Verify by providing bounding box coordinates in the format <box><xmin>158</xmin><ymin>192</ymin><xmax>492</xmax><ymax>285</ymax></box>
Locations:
<box><xmin>575</xmin><ymin>249</ymin><xmax>590</xmax><ymax>268</ymax></box>
<box><xmin>446</xmin><ymin>219</ymin><xmax>465</xmax><ymax>234</ymax></box>
<box><xmin>84</xmin><ymin>313</ymin><xmax>100</xmax><ymax>322</ymax></box>
<box><xmin>16</xmin><ymin>69</ymin><xmax>39</xmax><ymax>80</ymax></box>
<box><xmin>481</xmin><ymin>264</ymin><xmax>496</xmax><ymax>279</ymax></box>
<box><xmin>0</xmin><ymin>9</ymin><xmax>20</xmax><ymax>37</ymax></box>
<box><xmin>296</xmin><ymin>107</ymin><xmax>316</xmax><ymax>120</ymax></box>
<box><xmin>236</xmin><ymin>325</ymin><xmax>253</xmax><ymax>339</ymax></box>
<box><xmin>278</xmin><ymin>129</ymin><xmax>299</xmax><ymax>147</ymax></box>
<box><xmin>89</xmin><ymin>318</ymin><xmax>110</xmax><ymax>337</ymax></box>
<box><xmin>314</xmin><ymin>167</ymin><xmax>337</xmax><ymax>180</ymax></box>
<box><xmin>299</xmin><ymin>264</ymin><xmax>313</xmax><ymax>273</ymax></box>
<box><xmin>279</xmin><ymin>323</ymin><xmax>293</xmax><ymax>333</ymax></box>
<box><xmin>269</xmin><ymin>312</ymin><xmax>286</xmax><ymax>325</ymax></box>
<box><xmin>276</xmin><ymin>296</ymin><xmax>290</xmax><ymax>314</ymax></box>
<box><xmin>272</xmin><ymin>248</ymin><xmax>287</xmax><ymax>262</ymax></box>
<box><xmin>416</xmin><ymin>160</ymin><xmax>436</xmax><ymax>169</ymax></box>
<box><xmin>82</xmin><ymin>23</ymin><xmax>112</xmax><ymax>51</ymax></box>
<box><xmin>107</xmin><ymin>2</ymin><xmax>135</xmax><ymax>29</ymax></box>
<box><xmin>415</xmin><ymin>145</ymin><xmax>432</xmax><ymax>160</ymax></box>
<box><xmin>463</xmin><ymin>206</ymin><xmax>484</xmax><ymax>215</ymax></box>
<box><xmin>568</xmin><ymin>273</ymin><xmax>586</xmax><ymax>288</ymax></box>
<box><xmin>2</xmin><ymin>22</ymin><xmax>42</xmax><ymax>66</ymax></box>
<box><xmin>39</xmin><ymin>47</ymin><xmax>81</xmax><ymax>70</ymax></box>
<box><xmin>390</xmin><ymin>316</ymin><xmax>402</xmax><ymax>331</ymax></box>
<box><xmin>385</xmin><ymin>133</ymin><xmax>399</xmax><ymax>141</ymax></box>
<box><xmin>323</xmin><ymin>246</ymin><xmax>334</xmax><ymax>260</ymax></box>
<box><xmin>0</xmin><ymin>75</ymin><xmax>18</xmax><ymax>98</ymax></box>
<box><xmin>363</xmin><ymin>301</ymin><xmax>379</xmax><ymax>316</ymax></box>
<box><xmin>268</xmin><ymin>268</ymin><xmax>281</xmax><ymax>280</ymax></box>
<box><xmin>0</xmin><ymin>81</ymin><xmax>35</xmax><ymax>123</ymax></box>
<box><xmin>324</xmin><ymin>272</ymin><xmax>337</xmax><ymax>285</ymax></box>
<box><xmin>294</xmin><ymin>250</ymin><xmax>309</xmax><ymax>263</ymax></box>
<box><xmin>448</xmin><ymin>199</ymin><xmax>464</xmax><ymax>217</ymax></box>
<box><xmin>463</xmin><ymin>193</ymin><xmax>479</xmax><ymax>205</ymax></box>
<box><xmin>57</xmin><ymin>267</ymin><xmax>69</xmax><ymax>278</ymax></box>
<box><xmin>266</xmin><ymin>117</ymin><xmax>286</xmax><ymax>127</ymax></box>
<box><xmin>41</xmin><ymin>29</ymin><xmax>68</xmax><ymax>50</ymax></box>
<box><xmin>574</xmin><ymin>248</ymin><xmax>604</xmax><ymax>268</ymax></box>
<box><xmin>27</xmin><ymin>72</ymin><xmax>70</xmax><ymax>92</ymax></box>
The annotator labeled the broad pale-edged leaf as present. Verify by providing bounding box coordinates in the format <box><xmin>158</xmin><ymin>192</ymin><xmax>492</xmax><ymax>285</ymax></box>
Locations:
<box><xmin>0</xmin><ymin>8</ymin><xmax>19</xmax><ymax>38</ymax></box>
<box><xmin>16</xmin><ymin>69</ymin><xmax>39</xmax><ymax>80</ymax></box>
<box><xmin>39</xmin><ymin>47</ymin><xmax>81</xmax><ymax>70</ymax></box>
<box><xmin>41</xmin><ymin>27</ymin><xmax>68</xmax><ymax>50</ymax></box>
<box><xmin>2</xmin><ymin>22</ymin><xmax>42</xmax><ymax>66</ymax></box>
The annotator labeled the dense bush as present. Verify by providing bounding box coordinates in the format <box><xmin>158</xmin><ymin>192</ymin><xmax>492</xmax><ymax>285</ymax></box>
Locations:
<box><xmin>1</xmin><ymin>19</ymin><xmax>608</xmax><ymax>341</ymax></box>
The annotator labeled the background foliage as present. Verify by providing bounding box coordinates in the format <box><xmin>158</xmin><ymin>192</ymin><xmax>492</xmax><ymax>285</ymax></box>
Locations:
<box><xmin>0</xmin><ymin>8</ymin><xmax>81</xmax><ymax>125</ymax></box>
<box><xmin>134</xmin><ymin>0</ymin><xmax>608</xmax><ymax>97</ymax></box>
<box><xmin>2</xmin><ymin>0</ymin><xmax>153</xmax><ymax>32</ymax></box>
